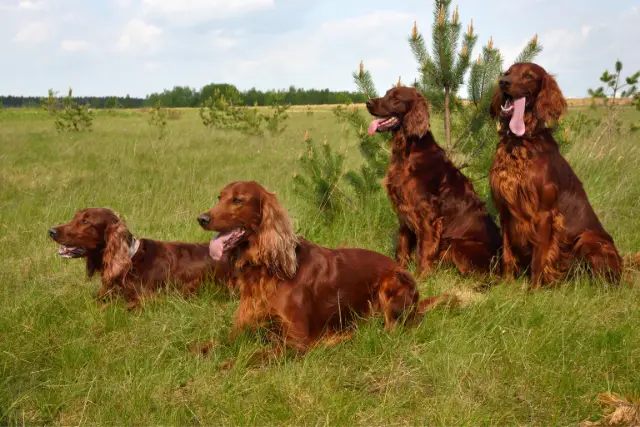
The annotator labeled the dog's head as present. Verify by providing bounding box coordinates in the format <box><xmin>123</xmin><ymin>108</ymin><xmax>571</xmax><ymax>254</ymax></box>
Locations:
<box><xmin>198</xmin><ymin>181</ymin><xmax>298</xmax><ymax>279</ymax></box>
<box><xmin>366</xmin><ymin>86</ymin><xmax>430</xmax><ymax>138</ymax></box>
<box><xmin>490</xmin><ymin>62</ymin><xmax>567</xmax><ymax>135</ymax></box>
<box><xmin>49</xmin><ymin>208</ymin><xmax>121</xmax><ymax>258</ymax></box>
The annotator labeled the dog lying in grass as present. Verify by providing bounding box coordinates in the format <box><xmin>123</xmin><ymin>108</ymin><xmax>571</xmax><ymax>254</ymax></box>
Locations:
<box><xmin>49</xmin><ymin>207</ymin><xmax>234</xmax><ymax>309</ymax></box>
<box><xmin>196</xmin><ymin>180</ymin><xmax>458</xmax><ymax>354</ymax></box>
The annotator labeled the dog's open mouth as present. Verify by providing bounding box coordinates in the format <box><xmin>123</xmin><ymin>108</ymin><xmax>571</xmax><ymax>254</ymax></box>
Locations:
<box><xmin>500</xmin><ymin>95</ymin><xmax>526</xmax><ymax>136</ymax></box>
<box><xmin>58</xmin><ymin>245</ymin><xmax>86</xmax><ymax>258</ymax></box>
<box><xmin>367</xmin><ymin>116</ymin><xmax>400</xmax><ymax>135</ymax></box>
<box><xmin>500</xmin><ymin>94</ymin><xmax>515</xmax><ymax>116</ymax></box>
<box><xmin>209</xmin><ymin>228</ymin><xmax>246</xmax><ymax>261</ymax></box>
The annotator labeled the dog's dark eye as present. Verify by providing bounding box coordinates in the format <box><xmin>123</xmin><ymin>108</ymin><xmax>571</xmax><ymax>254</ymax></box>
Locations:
<box><xmin>82</xmin><ymin>219</ymin><xmax>90</xmax><ymax>225</ymax></box>
<box><xmin>524</xmin><ymin>73</ymin><xmax>533</xmax><ymax>79</ymax></box>
<box><xmin>217</xmin><ymin>196</ymin><xmax>221</xmax><ymax>201</ymax></box>
<box><xmin>232</xmin><ymin>198</ymin><xmax>243</xmax><ymax>205</ymax></box>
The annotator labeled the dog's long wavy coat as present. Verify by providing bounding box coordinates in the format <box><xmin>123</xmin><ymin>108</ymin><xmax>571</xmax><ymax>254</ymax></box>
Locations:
<box><xmin>489</xmin><ymin>62</ymin><xmax>622</xmax><ymax>287</ymax></box>
<box><xmin>49</xmin><ymin>208</ymin><xmax>233</xmax><ymax>308</ymax></box>
<box><xmin>366</xmin><ymin>87</ymin><xmax>501</xmax><ymax>277</ymax></box>
<box><xmin>197</xmin><ymin>181</ymin><xmax>456</xmax><ymax>352</ymax></box>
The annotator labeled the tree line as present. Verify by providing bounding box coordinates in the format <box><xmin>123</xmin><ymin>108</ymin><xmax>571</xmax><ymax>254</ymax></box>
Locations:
<box><xmin>0</xmin><ymin>84</ymin><xmax>368</xmax><ymax>108</ymax></box>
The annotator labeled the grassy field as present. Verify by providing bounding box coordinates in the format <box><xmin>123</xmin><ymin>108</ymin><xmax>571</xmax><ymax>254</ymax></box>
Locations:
<box><xmin>1</xmin><ymin>105</ymin><xmax>639</xmax><ymax>425</ymax></box>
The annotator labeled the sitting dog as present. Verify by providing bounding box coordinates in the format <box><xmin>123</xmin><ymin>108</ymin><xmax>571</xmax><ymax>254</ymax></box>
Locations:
<box><xmin>366</xmin><ymin>86</ymin><xmax>501</xmax><ymax>277</ymax></box>
<box><xmin>489</xmin><ymin>63</ymin><xmax>623</xmax><ymax>287</ymax></box>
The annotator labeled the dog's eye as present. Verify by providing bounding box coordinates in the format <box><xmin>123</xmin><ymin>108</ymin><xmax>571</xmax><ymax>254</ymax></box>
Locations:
<box><xmin>524</xmin><ymin>73</ymin><xmax>533</xmax><ymax>79</ymax></box>
<box><xmin>82</xmin><ymin>220</ymin><xmax>90</xmax><ymax>225</ymax></box>
<box><xmin>217</xmin><ymin>196</ymin><xmax>221</xmax><ymax>201</ymax></box>
<box><xmin>232</xmin><ymin>198</ymin><xmax>243</xmax><ymax>205</ymax></box>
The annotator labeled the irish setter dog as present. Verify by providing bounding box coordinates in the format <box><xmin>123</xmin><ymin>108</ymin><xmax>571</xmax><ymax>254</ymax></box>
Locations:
<box><xmin>489</xmin><ymin>62</ymin><xmax>622</xmax><ymax>287</ymax></box>
<box><xmin>49</xmin><ymin>208</ymin><xmax>233</xmax><ymax>309</ymax></box>
<box><xmin>197</xmin><ymin>181</ymin><xmax>456</xmax><ymax>353</ymax></box>
<box><xmin>366</xmin><ymin>87</ymin><xmax>501</xmax><ymax>277</ymax></box>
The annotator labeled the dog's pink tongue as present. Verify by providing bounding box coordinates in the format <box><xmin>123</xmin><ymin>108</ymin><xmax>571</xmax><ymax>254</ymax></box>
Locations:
<box><xmin>209</xmin><ymin>232</ymin><xmax>231</xmax><ymax>261</ymax></box>
<box><xmin>509</xmin><ymin>97</ymin><xmax>526</xmax><ymax>136</ymax></box>
<box><xmin>209</xmin><ymin>238</ymin><xmax>223</xmax><ymax>261</ymax></box>
<box><xmin>368</xmin><ymin>118</ymin><xmax>384</xmax><ymax>136</ymax></box>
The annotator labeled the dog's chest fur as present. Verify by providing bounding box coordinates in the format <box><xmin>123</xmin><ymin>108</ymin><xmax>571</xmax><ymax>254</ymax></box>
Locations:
<box><xmin>490</xmin><ymin>138</ymin><xmax>541</xmax><ymax>250</ymax></box>
<box><xmin>384</xmin><ymin>133</ymin><xmax>442</xmax><ymax>229</ymax></box>
<box><xmin>385</xmin><ymin>159</ymin><xmax>406</xmax><ymax>211</ymax></box>
<box><xmin>384</xmin><ymin>135</ymin><xmax>415</xmax><ymax>219</ymax></box>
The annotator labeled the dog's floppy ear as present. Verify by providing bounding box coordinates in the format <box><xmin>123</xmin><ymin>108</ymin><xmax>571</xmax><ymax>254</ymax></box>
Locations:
<box><xmin>256</xmin><ymin>189</ymin><xmax>298</xmax><ymax>279</ymax></box>
<box><xmin>102</xmin><ymin>219</ymin><xmax>133</xmax><ymax>284</ymax></box>
<box><xmin>490</xmin><ymin>83</ymin><xmax>504</xmax><ymax>119</ymax></box>
<box><xmin>403</xmin><ymin>91</ymin><xmax>430</xmax><ymax>138</ymax></box>
<box><xmin>85</xmin><ymin>209</ymin><xmax>121</xmax><ymax>278</ymax></box>
<box><xmin>535</xmin><ymin>72</ymin><xmax>567</xmax><ymax>127</ymax></box>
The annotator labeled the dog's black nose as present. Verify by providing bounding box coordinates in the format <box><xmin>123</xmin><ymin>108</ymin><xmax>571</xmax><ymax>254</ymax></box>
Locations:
<box><xmin>197</xmin><ymin>214</ymin><xmax>211</xmax><ymax>227</ymax></box>
<box><xmin>48</xmin><ymin>228</ymin><xmax>58</xmax><ymax>238</ymax></box>
<box><xmin>365</xmin><ymin>99</ymin><xmax>374</xmax><ymax>109</ymax></box>
<box><xmin>499</xmin><ymin>76</ymin><xmax>511</xmax><ymax>88</ymax></box>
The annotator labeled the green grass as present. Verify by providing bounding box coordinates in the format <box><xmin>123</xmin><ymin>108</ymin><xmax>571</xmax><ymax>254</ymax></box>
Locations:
<box><xmin>1</xmin><ymin>106</ymin><xmax>639</xmax><ymax>425</ymax></box>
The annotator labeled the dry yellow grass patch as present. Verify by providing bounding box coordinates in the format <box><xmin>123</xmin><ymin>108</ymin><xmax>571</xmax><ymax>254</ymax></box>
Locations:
<box><xmin>581</xmin><ymin>392</ymin><xmax>640</xmax><ymax>427</ymax></box>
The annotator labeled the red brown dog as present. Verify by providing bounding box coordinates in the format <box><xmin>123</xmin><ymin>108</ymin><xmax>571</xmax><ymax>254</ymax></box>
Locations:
<box><xmin>366</xmin><ymin>86</ymin><xmax>501</xmax><ymax>277</ymax></box>
<box><xmin>197</xmin><ymin>181</ymin><xmax>457</xmax><ymax>352</ymax></box>
<box><xmin>49</xmin><ymin>208</ymin><xmax>233</xmax><ymax>308</ymax></box>
<box><xmin>489</xmin><ymin>62</ymin><xmax>623</xmax><ymax>287</ymax></box>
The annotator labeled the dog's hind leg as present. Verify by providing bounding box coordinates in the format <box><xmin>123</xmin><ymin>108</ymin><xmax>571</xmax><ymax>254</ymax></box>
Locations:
<box><xmin>574</xmin><ymin>230</ymin><xmax>623</xmax><ymax>283</ymax></box>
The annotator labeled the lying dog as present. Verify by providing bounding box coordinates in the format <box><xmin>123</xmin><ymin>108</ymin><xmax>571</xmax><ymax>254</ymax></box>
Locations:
<box><xmin>197</xmin><ymin>181</ymin><xmax>458</xmax><ymax>353</ymax></box>
<box><xmin>49</xmin><ymin>208</ymin><xmax>233</xmax><ymax>308</ymax></box>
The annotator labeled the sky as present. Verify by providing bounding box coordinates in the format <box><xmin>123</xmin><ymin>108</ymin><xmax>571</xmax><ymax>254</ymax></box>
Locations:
<box><xmin>1</xmin><ymin>0</ymin><xmax>639</xmax><ymax>98</ymax></box>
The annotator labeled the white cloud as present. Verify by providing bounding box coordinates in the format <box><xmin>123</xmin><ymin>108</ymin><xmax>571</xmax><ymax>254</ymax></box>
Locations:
<box><xmin>115</xmin><ymin>19</ymin><xmax>162</xmax><ymax>53</ymax></box>
<box><xmin>209</xmin><ymin>29</ymin><xmax>239</xmax><ymax>51</ymax></box>
<box><xmin>514</xmin><ymin>29</ymin><xmax>586</xmax><ymax>77</ymax></box>
<box><xmin>2</xmin><ymin>1</ymin><xmax>638</xmax><ymax>98</ymax></box>
<box><xmin>495</xmin><ymin>28</ymin><xmax>585</xmax><ymax>74</ymax></box>
<box><xmin>143</xmin><ymin>61</ymin><xmax>160</xmax><ymax>71</ymax></box>
<box><xmin>61</xmin><ymin>39</ymin><xmax>91</xmax><ymax>52</ymax></box>
<box><xmin>141</xmin><ymin>0</ymin><xmax>274</xmax><ymax>24</ymax></box>
<box><xmin>531</xmin><ymin>9</ymin><xmax>639</xmax><ymax>96</ymax></box>
<box><xmin>12</xmin><ymin>22</ymin><xmax>52</xmax><ymax>44</ymax></box>
<box><xmin>485</xmin><ymin>34</ymin><xmax>526</xmax><ymax>66</ymax></box>
<box><xmin>18</xmin><ymin>0</ymin><xmax>42</xmax><ymax>9</ymax></box>
<box><xmin>111</xmin><ymin>0</ymin><xmax>132</xmax><ymax>8</ymax></box>
<box><xmin>320</xmin><ymin>10</ymin><xmax>413</xmax><ymax>35</ymax></box>
<box><xmin>216</xmin><ymin>10</ymin><xmax>417</xmax><ymax>91</ymax></box>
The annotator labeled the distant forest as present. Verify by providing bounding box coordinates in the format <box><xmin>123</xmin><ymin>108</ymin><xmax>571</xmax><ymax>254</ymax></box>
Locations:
<box><xmin>0</xmin><ymin>84</ymin><xmax>368</xmax><ymax>108</ymax></box>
